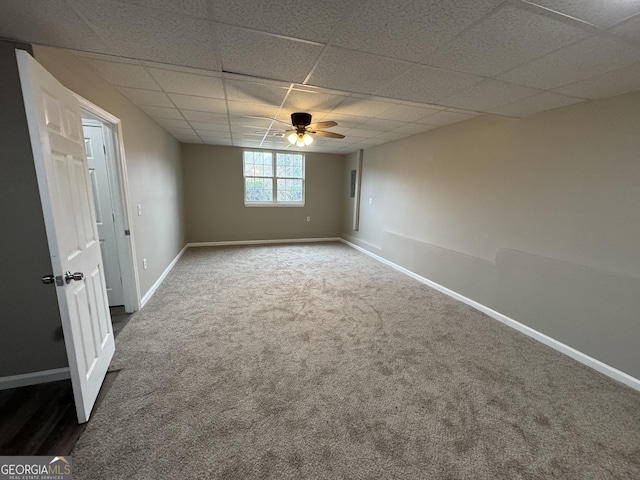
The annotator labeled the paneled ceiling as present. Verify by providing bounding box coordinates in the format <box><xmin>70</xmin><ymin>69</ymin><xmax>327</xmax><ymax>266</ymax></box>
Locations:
<box><xmin>2</xmin><ymin>0</ymin><xmax>640</xmax><ymax>153</ymax></box>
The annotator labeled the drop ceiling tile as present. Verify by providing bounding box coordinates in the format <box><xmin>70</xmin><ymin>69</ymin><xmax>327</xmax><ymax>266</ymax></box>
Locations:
<box><xmin>197</xmin><ymin>130</ymin><xmax>232</xmax><ymax>138</ymax></box>
<box><xmin>445</xmin><ymin>107</ymin><xmax>480</xmax><ymax>115</ymax></box>
<box><xmin>611</xmin><ymin>14</ymin><xmax>640</xmax><ymax>41</ymax></box>
<box><xmin>74</xmin><ymin>51</ymin><xmax>142</xmax><ymax>64</ymax></box>
<box><xmin>199</xmin><ymin>133</ymin><xmax>232</xmax><ymax>141</ymax></box>
<box><xmin>331</xmin><ymin>98</ymin><xmax>396</xmax><ymax>118</ymax></box>
<box><xmin>526</xmin><ymin>0</ymin><xmax>640</xmax><ymax>28</ymax></box>
<box><xmin>375</xmin><ymin>104</ymin><xmax>444</xmax><ymax>122</ymax></box>
<box><xmin>168</xmin><ymin>94</ymin><xmax>227</xmax><ymax>113</ymax></box>
<box><xmin>74</xmin><ymin>0</ymin><xmax>220</xmax><ymax>69</ymax></box>
<box><xmin>343</xmin><ymin>128</ymin><xmax>381</xmax><ymax>139</ymax></box>
<box><xmin>486</xmin><ymin>92</ymin><xmax>584</xmax><ymax>117</ymax></box>
<box><xmin>143</xmin><ymin>61</ymin><xmax>221</xmax><ymax>76</ymax></box>
<box><xmin>119</xmin><ymin>0</ymin><xmax>208</xmax><ymax>18</ymax></box>
<box><xmin>553</xmin><ymin>62</ymin><xmax>640</xmax><ymax>98</ymax></box>
<box><xmin>374</xmin><ymin>131</ymin><xmax>412</xmax><ymax>141</ymax></box>
<box><xmin>175</xmin><ymin>136</ymin><xmax>203</xmax><ymax>144</ymax></box>
<box><xmin>156</xmin><ymin>118</ymin><xmax>192</xmax><ymax>129</ymax></box>
<box><xmin>190</xmin><ymin>122</ymin><xmax>231</xmax><ymax>132</ymax></box>
<box><xmin>424</xmin><ymin>4</ymin><xmax>590</xmax><ymax>77</ymax></box>
<box><xmin>204</xmin><ymin>138</ymin><xmax>233</xmax><ymax>146</ymax></box>
<box><xmin>331</xmin><ymin>0</ymin><xmax>504</xmax><ymax>62</ymax></box>
<box><xmin>141</xmin><ymin>106</ymin><xmax>185</xmax><ymax>120</ymax></box>
<box><xmin>224</xmin><ymin>80</ymin><xmax>289</xmax><ymax>105</ymax></box>
<box><xmin>209</xmin><ymin>0</ymin><xmax>348</xmax><ymax>42</ymax></box>
<box><xmin>0</xmin><ymin>0</ymin><xmax>113</xmax><ymax>54</ymax></box>
<box><xmin>181</xmin><ymin>110</ymin><xmax>228</xmax><ymax>123</ymax></box>
<box><xmin>400</xmin><ymin>100</ymin><xmax>447</xmax><ymax>110</ymax></box>
<box><xmin>362</xmin><ymin>137</ymin><xmax>389</xmax><ymax>146</ymax></box>
<box><xmin>285</xmin><ymin>89</ymin><xmax>348</xmax><ymax>112</ymax></box>
<box><xmin>230</xmin><ymin>125</ymin><xmax>269</xmax><ymax>135</ymax></box>
<box><xmin>119</xmin><ymin>87</ymin><xmax>174</xmax><ymax>107</ymax></box>
<box><xmin>416</xmin><ymin>111</ymin><xmax>477</xmax><ymax>126</ymax></box>
<box><xmin>233</xmin><ymin>136</ymin><xmax>266</xmax><ymax>144</ymax></box>
<box><xmin>355</xmin><ymin>118</ymin><xmax>406</xmax><ymax>131</ymax></box>
<box><xmin>226</xmin><ymin>102</ymin><xmax>280</xmax><ymax>118</ymax></box>
<box><xmin>439</xmin><ymin>79</ymin><xmax>541</xmax><ymax>111</ymax></box>
<box><xmin>392</xmin><ymin>124</ymin><xmax>439</xmax><ymax>135</ymax></box>
<box><xmin>148</xmin><ymin>68</ymin><xmax>225</xmax><ymax>98</ymax></box>
<box><xmin>378</xmin><ymin>65</ymin><xmax>483</xmax><ymax>104</ymax></box>
<box><xmin>315</xmin><ymin>113</ymin><xmax>364</xmax><ymax>129</ymax></box>
<box><xmin>308</xmin><ymin>47</ymin><xmax>413</xmax><ymax>95</ymax></box>
<box><xmin>217</xmin><ymin>24</ymin><xmax>323</xmax><ymax>83</ymax></box>
<box><xmin>497</xmin><ymin>35</ymin><xmax>640</xmax><ymax>89</ymax></box>
<box><xmin>166</xmin><ymin>126</ymin><xmax>198</xmax><ymax>135</ymax></box>
<box><xmin>83</xmin><ymin>59</ymin><xmax>160</xmax><ymax>90</ymax></box>
<box><xmin>228</xmin><ymin>116</ymin><xmax>277</xmax><ymax>128</ymax></box>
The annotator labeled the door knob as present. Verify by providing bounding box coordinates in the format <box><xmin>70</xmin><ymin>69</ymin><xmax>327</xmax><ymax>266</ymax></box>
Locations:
<box><xmin>65</xmin><ymin>271</ymin><xmax>84</xmax><ymax>284</ymax></box>
<box><xmin>42</xmin><ymin>275</ymin><xmax>56</xmax><ymax>284</ymax></box>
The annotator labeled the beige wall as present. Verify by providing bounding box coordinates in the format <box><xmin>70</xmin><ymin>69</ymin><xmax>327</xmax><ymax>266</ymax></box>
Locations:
<box><xmin>343</xmin><ymin>91</ymin><xmax>640</xmax><ymax>380</ymax></box>
<box><xmin>182</xmin><ymin>144</ymin><xmax>344</xmax><ymax>242</ymax></box>
<box><xmin>34</xmin><ymin>46</ymin><xmax>186</xmax><ymax>299</ymax></box>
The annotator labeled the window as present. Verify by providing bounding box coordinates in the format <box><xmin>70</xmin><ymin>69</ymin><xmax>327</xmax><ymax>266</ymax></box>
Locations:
<box><xmin>243</xmin><ymin>150</ymin><xmax>305</xmax><ymax>206</ymax></box>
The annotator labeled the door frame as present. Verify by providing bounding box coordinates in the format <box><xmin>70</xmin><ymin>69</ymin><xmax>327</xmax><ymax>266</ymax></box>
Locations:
<box><xmin>76</xmin><ymin>95</ymin><xmax>140</xmax><ymax>312</ymax></box>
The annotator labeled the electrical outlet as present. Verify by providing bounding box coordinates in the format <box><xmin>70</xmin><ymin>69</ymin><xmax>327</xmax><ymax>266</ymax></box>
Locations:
<box><xmin>137</xmin><ymin>204</ymin><xmax>142</xmax><ymax>216</ymax></box>
<box><xmin>306</xmin><ymin>216</ymin><xmax>310</xmax><ymax>222</ymax></box>
<box><xmin>143</xmin><ymin>258</ymin><xmax>147</xmax><ymax>270</ymax></box>
<box><xmin>369</xmin><ymin>197</ymin><xmax>373</xmax><ymax>204</ymax></box>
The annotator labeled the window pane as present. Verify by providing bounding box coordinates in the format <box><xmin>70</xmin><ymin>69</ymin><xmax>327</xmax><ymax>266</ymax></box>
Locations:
<box><xmin>244</xmin><ymin>151</ymin><xmax>273</xmax><ymax>177</ymax></box>
<box><xmin>276</xmin><ymin>153</ymin><xmax>303</xmax><ymax>179</ymax></box>
<box><xmin>277</xmin><ymin>179</ymin><xmax>303</xmax><ymax>202</ymax></box>
<box><xmin>245</xmin><ymin>177</ymin><xmax>273</xmax><ymax>202</ymax></box>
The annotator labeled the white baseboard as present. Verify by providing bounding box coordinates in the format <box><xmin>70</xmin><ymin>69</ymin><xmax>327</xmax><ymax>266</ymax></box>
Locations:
<box><xmin>340</xmin><ymin>238</ymin><xmax>640</xmax><ymax>392</ymax></box>
<box><xmin>188</xmin><ymin>237</ymin><xmax>341</xmax><ymax>248</ymax></box>
<box><xmin>0</xmin><ymin>367</ymin><xmax>70</xmax><ymax>390</ymax></box>
<box><xmin>140</xmin><ymin>244</ymin><xmax>188</xmax><ymax>308</ymax></box>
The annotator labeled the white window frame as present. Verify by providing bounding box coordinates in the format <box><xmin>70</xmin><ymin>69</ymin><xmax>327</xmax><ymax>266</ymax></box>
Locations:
<box><xmin>243</xmin><ymin>149</ymin><xmax>305</xmax><ymax>207</ymax></box>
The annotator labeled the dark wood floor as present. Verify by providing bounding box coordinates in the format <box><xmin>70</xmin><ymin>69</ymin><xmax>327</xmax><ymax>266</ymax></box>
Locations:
<box><xmin>0</xmin><ymin>307</ymin><xmax>131</xmax><ymax>455</ymax></box>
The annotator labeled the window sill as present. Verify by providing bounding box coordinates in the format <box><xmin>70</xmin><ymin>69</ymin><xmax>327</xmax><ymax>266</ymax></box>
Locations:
<box><xmin>244</xmin><ymin>202</ymin><xmax>305</xmax><ymax>207</ymax></box>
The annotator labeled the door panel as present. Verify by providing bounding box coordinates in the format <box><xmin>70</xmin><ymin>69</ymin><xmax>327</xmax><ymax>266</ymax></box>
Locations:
<box><xmin>17</xmin><ymin>50</ymin><xmax>114</xmax><ymax>424</ymax></box>
<box><xmin>83</xmin><ymin>123</ymin><xmax>125</xmax><ymax>306</ymax></box>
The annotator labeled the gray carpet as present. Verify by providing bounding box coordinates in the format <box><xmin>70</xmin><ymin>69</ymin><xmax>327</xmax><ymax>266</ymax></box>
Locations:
<box><xmin>72</xmin><ymin>242</ymin><xmax>640</xmax><ymax>479</ymax></box>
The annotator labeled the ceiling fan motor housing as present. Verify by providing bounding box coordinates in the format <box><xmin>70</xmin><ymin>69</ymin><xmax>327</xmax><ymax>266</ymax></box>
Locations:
<box><xmin>291</xmin><ymin>112</ymin><xmax>312</xmax><ymax>127</ymax></box>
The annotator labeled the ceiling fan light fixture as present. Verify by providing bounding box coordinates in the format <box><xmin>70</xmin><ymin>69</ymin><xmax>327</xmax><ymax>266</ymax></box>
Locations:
<box><xmin>287</xmin><ymin>132</ymin><xmax>298</xmax><ymax>145</ymax></box>
<box><xmin>303</xmin><ymin>133</ymin><xmax>313</xmax><ymax>145</ymax></box>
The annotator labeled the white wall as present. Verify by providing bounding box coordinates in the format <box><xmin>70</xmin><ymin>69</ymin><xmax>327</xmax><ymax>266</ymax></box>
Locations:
<box><xmin>343</xmin><ymin>91</ymin><xmax>640</xmax><ymax>380</ymax></box>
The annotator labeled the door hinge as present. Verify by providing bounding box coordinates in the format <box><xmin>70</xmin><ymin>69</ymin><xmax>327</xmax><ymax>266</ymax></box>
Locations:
<box><xmin>103</xmin><ymin>145</ymin><xmax>106</xmax><ymax>155</ymax></box>
<box><xmin>124</xmin><ymin>229</ymin><xmax>130</xmax><ymax>236</ymax></box>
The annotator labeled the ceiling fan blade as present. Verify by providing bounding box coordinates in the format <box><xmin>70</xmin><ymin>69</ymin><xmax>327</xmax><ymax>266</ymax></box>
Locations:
<box><xmin>313</xmin><ymin>130</ymin><xmax>345</xmax><ymax>139</ymax></box>
<box><xmin>307</xmin><ymin>121</ymin><xmax>338</xmax><ymax>129</ymax></box>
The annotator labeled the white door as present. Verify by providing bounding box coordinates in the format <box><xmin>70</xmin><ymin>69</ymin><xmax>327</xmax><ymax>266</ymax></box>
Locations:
<box><xmin>17</xmin><ymin>50</ymin><xmax>114</xmax><ymax>424</ymax></box>
<box><xmin>83</xmin><ymin>122</ymin><xmax>125</xmax><ymax>306</ymax></box>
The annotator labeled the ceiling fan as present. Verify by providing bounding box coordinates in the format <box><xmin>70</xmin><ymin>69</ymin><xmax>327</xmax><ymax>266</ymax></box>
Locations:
<box><xmin>285</xmin><ymin>112</ymin><xmax>345</xmax><ymax>147</ymax></box>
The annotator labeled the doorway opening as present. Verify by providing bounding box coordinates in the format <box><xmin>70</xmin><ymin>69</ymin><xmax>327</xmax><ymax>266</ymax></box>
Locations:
<box><xmin>77</xmin><ymin>96</ymin><xmax>140</xmax><ymax>313</ymax></box>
